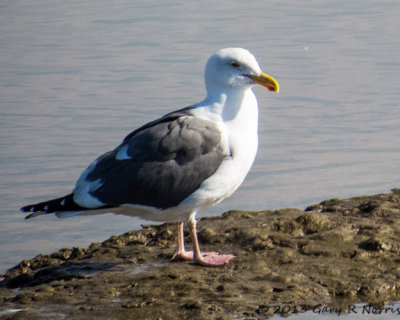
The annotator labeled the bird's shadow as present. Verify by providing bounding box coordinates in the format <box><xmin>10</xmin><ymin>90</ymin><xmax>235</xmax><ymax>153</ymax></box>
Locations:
<box><xmin>1</xmin><ymin>261</ymin><xmax>115</xmax><ymax>289</ymax></box>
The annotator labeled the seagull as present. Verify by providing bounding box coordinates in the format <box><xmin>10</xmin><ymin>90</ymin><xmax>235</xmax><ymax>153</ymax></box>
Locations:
<box><xmin>21</xmin><ymin>48</ymin><xmax>279</xmax><ymax>267</ymax></box>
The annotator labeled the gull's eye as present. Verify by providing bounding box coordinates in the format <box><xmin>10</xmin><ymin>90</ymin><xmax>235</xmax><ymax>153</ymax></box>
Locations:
<box><xmin>231</xmin><ymin>62</ymin><xmax>240</xmax><ymax>68</ymax></box>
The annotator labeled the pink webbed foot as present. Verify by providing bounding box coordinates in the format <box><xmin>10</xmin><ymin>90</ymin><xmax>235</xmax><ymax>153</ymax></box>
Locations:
<box><xmin>194</xmin><ymin>252</ymin><xmax>235</xmax><ymax>267</ymax></box>
<box><xmin>174</xmin><ymin>219</ymin><xmax>235</xmax><ymax>267</ymax></box>
<box><xmin>172</xmin><ymin>251</ymin><xmax>194</xmax><ymax>262</ymax></box>
<box><xmin>172</xmin><ymin>251</ymin><xmax>220</xmax><ymax>262</ymax></box>
<box><xmin>172</xmin><ymin>251</ymin><xmax>235</xmax><ymax>266</ymax></box>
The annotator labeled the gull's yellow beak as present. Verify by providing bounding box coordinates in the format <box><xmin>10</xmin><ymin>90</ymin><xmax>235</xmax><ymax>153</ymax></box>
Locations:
<box><xmin>249</xmin><ymin>73</ymin><xmax>279</xmax><ymax>92</ymax></box>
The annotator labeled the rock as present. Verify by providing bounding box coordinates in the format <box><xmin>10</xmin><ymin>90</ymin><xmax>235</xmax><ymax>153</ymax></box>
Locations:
<box><xmin>1</xmin><ymin>190</ymin><xmax>400</xmax><ymax>319</ymax></box>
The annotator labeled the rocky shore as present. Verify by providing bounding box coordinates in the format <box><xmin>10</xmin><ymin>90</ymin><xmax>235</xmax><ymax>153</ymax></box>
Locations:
<box><xmin>1</xmin><ymin>189</ymin><xmax>400</xmax><ymax>319</ymax></box>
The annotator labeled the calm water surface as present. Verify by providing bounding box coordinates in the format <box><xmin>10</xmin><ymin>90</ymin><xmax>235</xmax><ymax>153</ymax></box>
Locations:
<box><xmin>1</xmin><ymin>0</ymin><xmax>399</xmax><ymax>273</ymax></box>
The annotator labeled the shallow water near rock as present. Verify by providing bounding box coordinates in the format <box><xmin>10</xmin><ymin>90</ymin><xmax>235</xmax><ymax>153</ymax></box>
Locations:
<box><xmin>1</xmin><ymin>190</ymin><xmax>400</xmax><ymax>319</ymax></box>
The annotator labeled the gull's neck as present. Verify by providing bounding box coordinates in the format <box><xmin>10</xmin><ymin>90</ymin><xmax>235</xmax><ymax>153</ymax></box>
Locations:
<box><xmin>193</xmin><ymin>86</ymin><xmax>258</xmax><ymax>123</ymax></box>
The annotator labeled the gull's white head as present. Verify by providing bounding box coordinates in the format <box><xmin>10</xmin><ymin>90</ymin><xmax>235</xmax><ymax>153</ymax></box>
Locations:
<box><xmin>204</xmin><ymin>48</ymin><xmax>279</xmax><ymax>93</ymax></box>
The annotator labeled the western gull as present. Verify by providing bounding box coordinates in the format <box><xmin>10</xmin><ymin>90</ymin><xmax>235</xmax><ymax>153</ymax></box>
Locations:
<box><xmin>21</xmin><ymin>48</ymin><xmax>279</xmax><ymax>267</ymax></box>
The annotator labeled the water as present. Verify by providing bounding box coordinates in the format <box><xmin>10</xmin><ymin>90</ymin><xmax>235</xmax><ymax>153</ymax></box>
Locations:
<box><xmin>1</xmin><ymin>0</ymin><xmax>399</xmax><ymax>273</ymax></box>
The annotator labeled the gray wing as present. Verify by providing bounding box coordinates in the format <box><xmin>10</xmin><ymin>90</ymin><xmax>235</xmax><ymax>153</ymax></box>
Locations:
<box><xmin>76</xmin><ymin>113</ymin><xmax>228</xmax><ymax>209</ymax></box>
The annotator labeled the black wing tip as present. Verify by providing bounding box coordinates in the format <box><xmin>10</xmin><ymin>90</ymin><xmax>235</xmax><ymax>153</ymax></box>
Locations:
<box><xmin>21</xmin><ymin>205</ymin><xmax>33</xmax><ymax>213</ymax></box>
<box><xmin>20</xmin><ymin>193</ymin><xmax>93</xmax><ymax>219</ymax></box>
<box><xmin>21</xmin><ymin>204</ymin><xmax>46</xmax><ymax>219</ymax></box>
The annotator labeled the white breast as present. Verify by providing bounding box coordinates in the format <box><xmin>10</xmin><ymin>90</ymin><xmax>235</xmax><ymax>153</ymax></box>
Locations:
<box><xmin>178</xmin><ymin>88</ymin><xmax>259</xmax><ymax>212</ymax></box>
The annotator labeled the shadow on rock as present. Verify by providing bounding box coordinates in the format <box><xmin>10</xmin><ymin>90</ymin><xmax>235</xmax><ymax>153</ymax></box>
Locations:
<box><xmin>1</xmin><ymin>262</ymin><xmax>115</xmax><ymax>289</ymax></box>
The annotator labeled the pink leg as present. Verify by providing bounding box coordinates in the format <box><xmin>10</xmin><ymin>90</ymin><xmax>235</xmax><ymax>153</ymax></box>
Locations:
<box><xmin>188</xmin><ymin>218</ymin><xmax>235</xmax><ymax>267</ymax></box>
<box><xmin>172</xmin><ymin>221</ymin><xmax>194</xmax><ymax>261</ymax></box>
<box><xmin>172</xmin><ymin>221</ymin><xmax>219</xmax><ymax>261</ymax></box>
